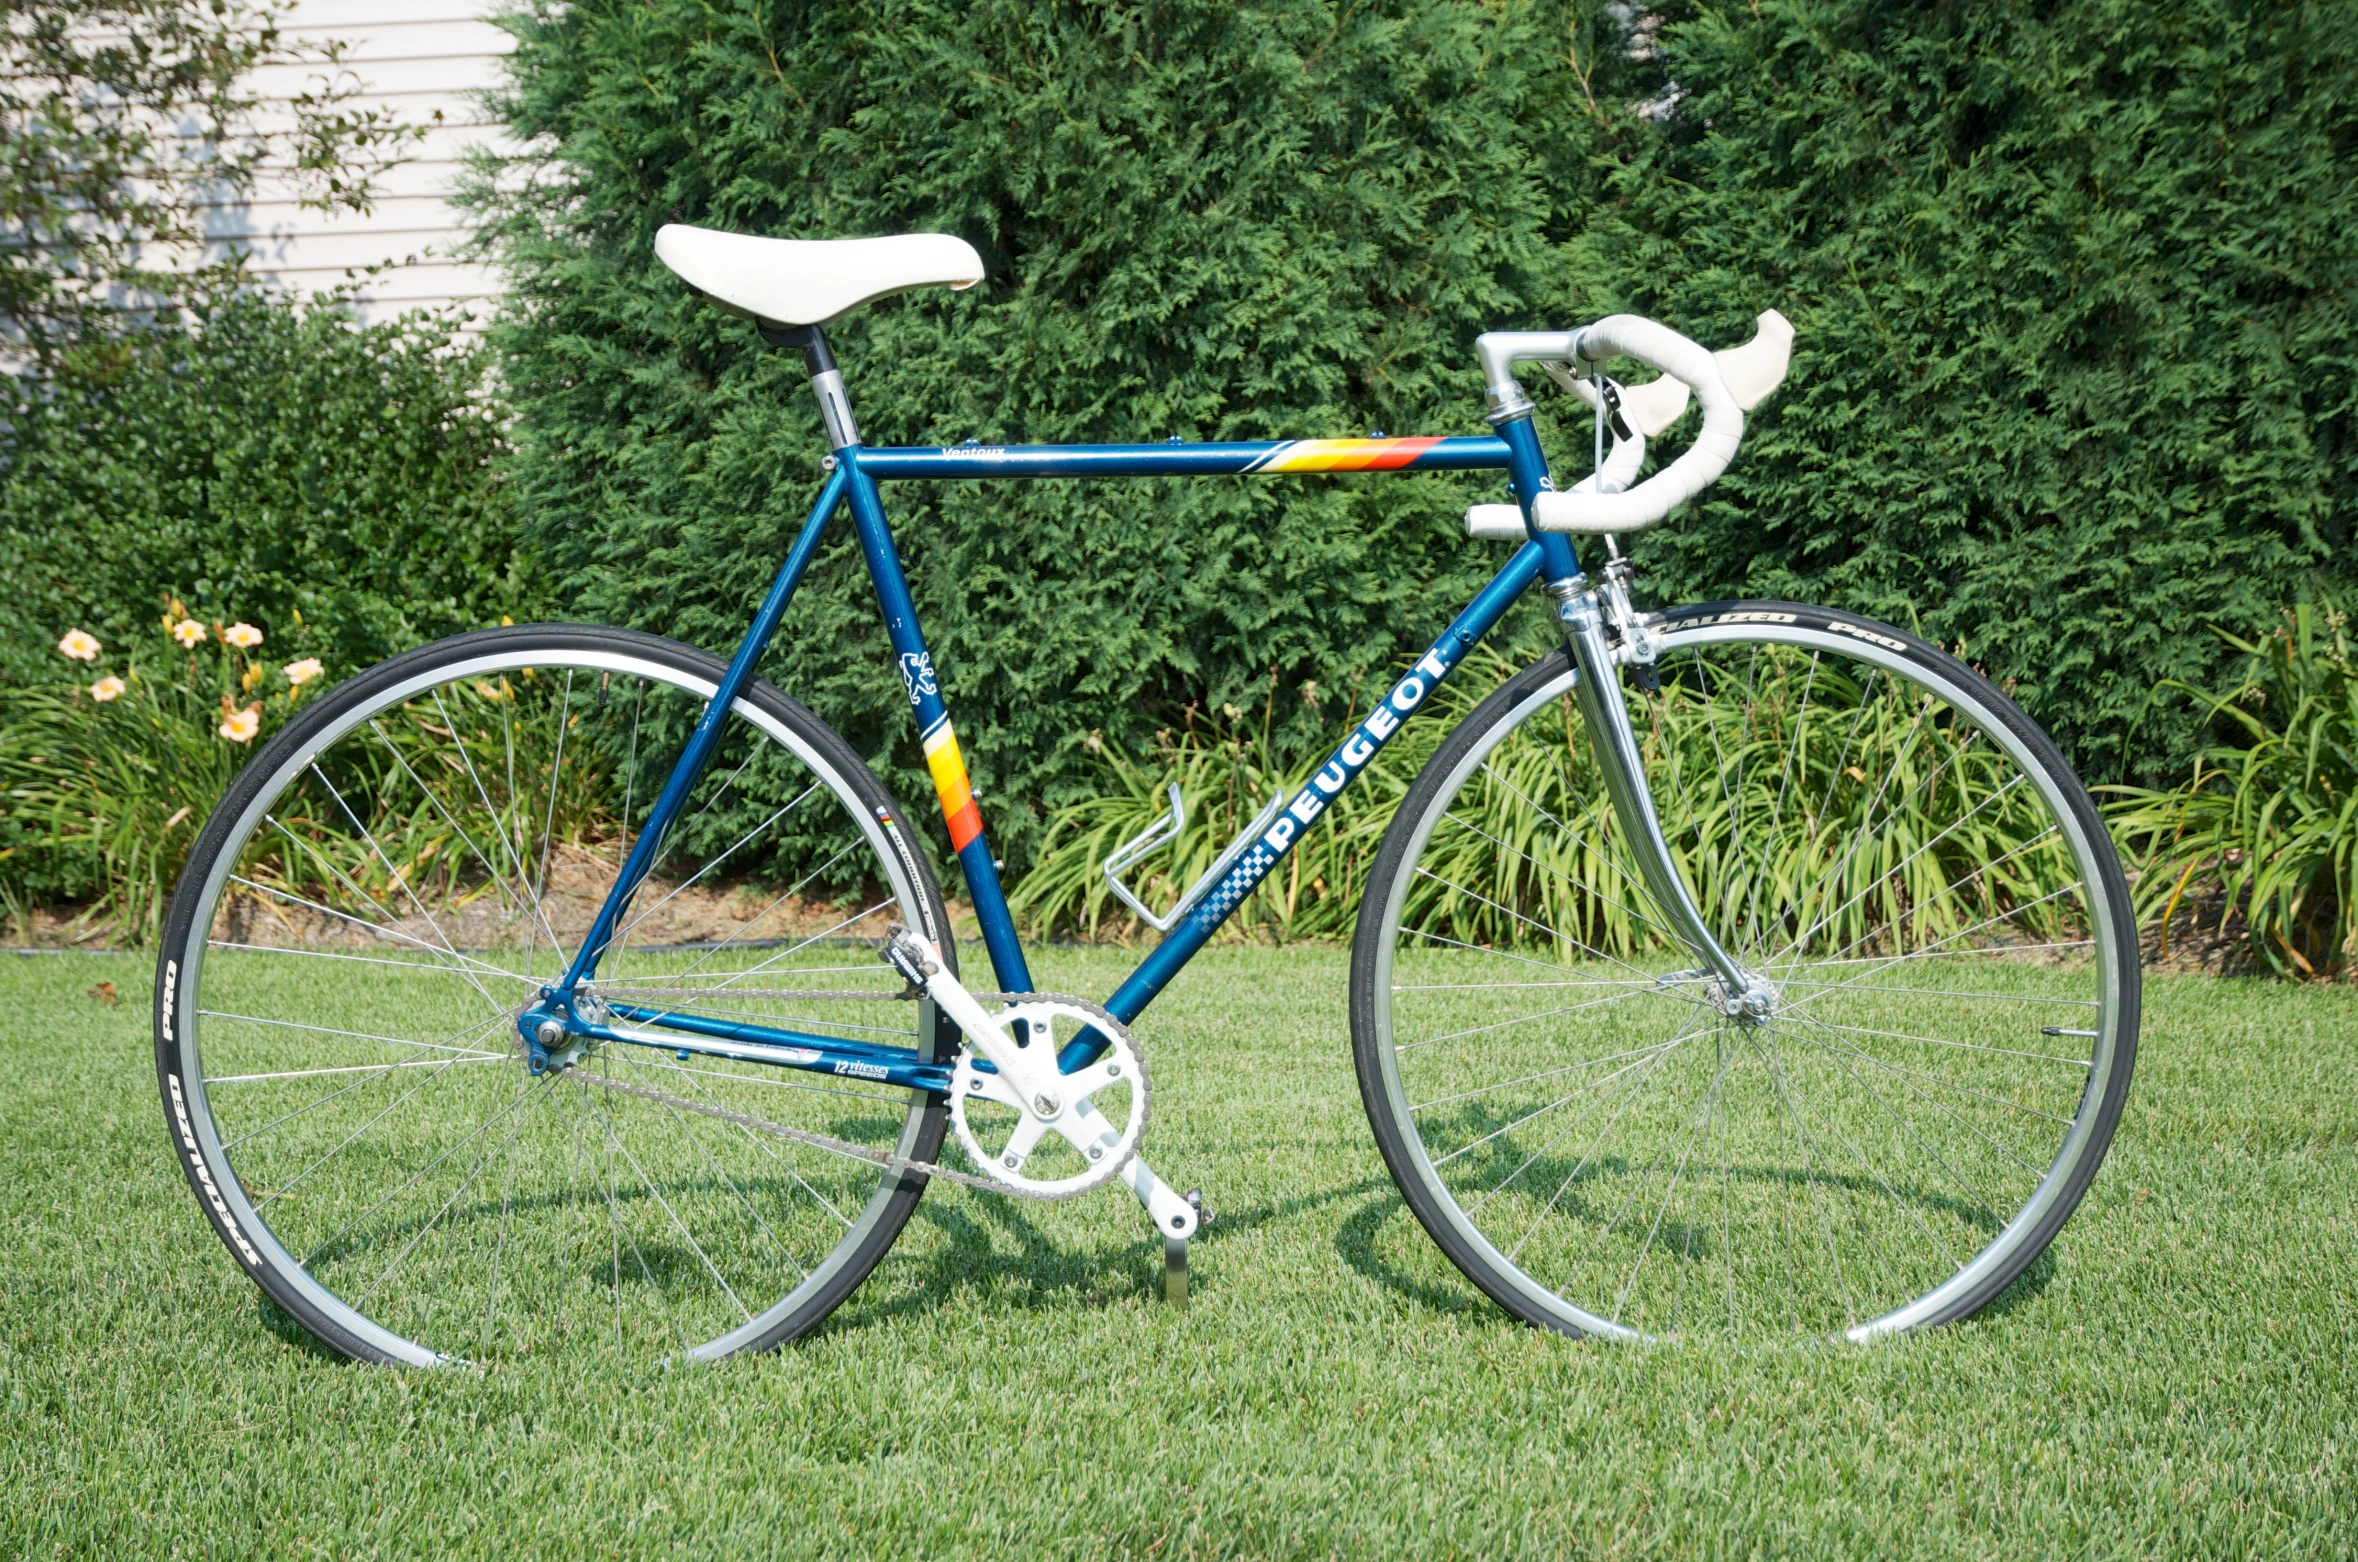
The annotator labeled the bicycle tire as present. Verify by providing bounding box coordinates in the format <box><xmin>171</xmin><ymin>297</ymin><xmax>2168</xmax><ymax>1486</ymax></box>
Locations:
<box><xmin>1351</xmin><ymin>601</ymin><xmax>2138</xmax><ymax>1342</ymax></box>
<box><xmin>155</xmin><ymin>624</ymin><xmax>956</xmax><ymax>1365</ymax></box>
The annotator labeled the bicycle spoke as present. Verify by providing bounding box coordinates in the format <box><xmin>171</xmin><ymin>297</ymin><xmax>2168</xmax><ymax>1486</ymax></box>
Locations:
<box><xmin>1367</xmin><ymin>623</ymin><xmax>2130</xmax><ymax>1341</ymax></box>
<box><xmin>169</xmin><ymin>641</ymin><xmax>947</xmax><ymax>1364</ymax></box>
<box><xmin>1465</xmin><ymin>763</ymin><xmax>1679</xmax><ymax>939</ymax></box>
<box><xmin>1410</xmin><ymin>1038</ymin><xmax>1696</xmax><ymax>1112</ymax></box>
<box><xmin>584</xmin><ymin>1061</ymin><xmax>750</xmax><ymax>1324</ymax></box>
<box><xmin>1396</xmin><ymin>982</ymin><xmax>1681</xmax><ymax>1055</ymax></box>
<box><xmin>1610</xmin><ymin>1040</ymin><xmax>1730</xmax><ymax>1326</ymax></box>
<box><xmin>1411</xmin><ymin>866</ymin><xmax>1670</xmax><ymax>989</ymax></box>
<box><xmin>623</xmin><ymin>1053</ymin><xmax>854</xmax><ymax>1237</ymax></box>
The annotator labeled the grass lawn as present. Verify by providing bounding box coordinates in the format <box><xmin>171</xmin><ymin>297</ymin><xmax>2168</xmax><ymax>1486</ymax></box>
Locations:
<box><xmin>2</xmin><ymin>944</ymin><xmax>2353</xmax><ymax>1558</ymax></box>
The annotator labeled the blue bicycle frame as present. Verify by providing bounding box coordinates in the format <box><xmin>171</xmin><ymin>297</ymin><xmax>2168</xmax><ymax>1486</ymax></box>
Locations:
<box><xmin>520</xmin><ymin>333</ymin><xmax>1589</xmax><ymax>1091</ymax></box>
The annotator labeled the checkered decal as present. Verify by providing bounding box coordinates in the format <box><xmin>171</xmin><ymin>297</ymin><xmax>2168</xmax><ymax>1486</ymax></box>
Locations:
<box><xmin>1193</xmin><ymin>844</ymin><xmax>1278</xmax><ymax>928</ymax></box>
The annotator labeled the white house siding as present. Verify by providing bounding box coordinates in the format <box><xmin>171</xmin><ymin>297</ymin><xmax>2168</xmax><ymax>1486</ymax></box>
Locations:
<box><xmin>208</xmin><ymin>1</ymin><xmax>517</xmax><ymax>326</ymax></box>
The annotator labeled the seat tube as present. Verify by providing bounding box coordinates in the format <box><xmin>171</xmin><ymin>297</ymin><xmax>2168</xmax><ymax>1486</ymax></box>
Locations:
<box><xmin>838</xmin><ymin>454</ymin><xmax>1036</xmax><ymax>993</ymax></box>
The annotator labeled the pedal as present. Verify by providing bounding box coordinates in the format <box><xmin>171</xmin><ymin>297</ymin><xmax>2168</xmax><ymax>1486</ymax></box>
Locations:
<box><xmin>1185</xmin><ymin>1188</ymin><xmax>1214</xmax><ymax>1227</ymax></box>
<box><xmin>881</xmin><ymin>924</ymin><xmax>940</xmax><ymax>990</ymax></box>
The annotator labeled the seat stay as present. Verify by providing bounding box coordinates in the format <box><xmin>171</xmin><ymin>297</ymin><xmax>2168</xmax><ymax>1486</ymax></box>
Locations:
<box><xmin>547</xmin><ymin>462</ymin><xmax>849</xmax><ymax>1010</ymax></box>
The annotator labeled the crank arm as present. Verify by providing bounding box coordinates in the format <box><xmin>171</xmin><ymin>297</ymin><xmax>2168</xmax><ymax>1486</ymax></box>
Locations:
<box><xmin>1126</xmin><ymin>1154</ymin><xmax>1198</xmax><ymax>1241</ymax></box>
<box><xmin>884</xmin><ymin>929</ymin><xmax>1043</xmax><ymax>1086</ymax></box>
<box><xmin>1129</xmin><ymin>1155</ymin><xmax>1201</xmax><ymax>1307</ymax></box>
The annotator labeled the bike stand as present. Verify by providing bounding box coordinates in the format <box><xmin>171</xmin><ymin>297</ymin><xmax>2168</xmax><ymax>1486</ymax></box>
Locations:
<box><xmin>1125</xmin><ymin>1156</ymin><xmax>1205</xmax><ymax>1306</ymax></box>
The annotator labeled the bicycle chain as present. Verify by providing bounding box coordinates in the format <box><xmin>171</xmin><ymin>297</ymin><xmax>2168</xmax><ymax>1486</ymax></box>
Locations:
<box><xmin>566</xmin><ymin>989</ymin><xmax>1143</xmax><ymax>1203</ymax></box>
<box><xmin>591</xmin><ymin>987</ymin><xmax>934</xmax><ymax>1005</ymax></box>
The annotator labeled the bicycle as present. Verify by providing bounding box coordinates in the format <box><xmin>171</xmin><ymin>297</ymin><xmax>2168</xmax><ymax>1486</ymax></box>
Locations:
<box><xmin>154</xmin><ymin>225</ymin><xmax>2138</xmax><ymax>1364</ymax></box>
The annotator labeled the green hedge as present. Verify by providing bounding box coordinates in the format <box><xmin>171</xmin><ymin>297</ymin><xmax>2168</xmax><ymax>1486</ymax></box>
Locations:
<box><xmin>1612</xmin><ymin>0</ymin><xmax>2357</xmax><ymax>783</ymax></box>
<box><xmin>0</xmin><ymin>292</ymin><xmax>534</xmax><ymax>687</ymax></box>
<box><xmin>471</xmin><ymin>0</ymin><xmax>1631</xmax><ymax>873</ymax></box>
<box><xmin>472</xmin><ymin>0</ymin><xmax>2354</xmax><ymax>874</ymax></box>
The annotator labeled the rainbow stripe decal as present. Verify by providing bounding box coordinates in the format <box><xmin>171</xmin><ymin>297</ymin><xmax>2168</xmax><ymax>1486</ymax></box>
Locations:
<box><xmin>1241</xmin><ymin>437</ymin><xmax>1446</xmax><ymax>473</ymax></box>
<box><xmin>921</xmin><ymin>718</ymin><xmax>983</xmax><ymax>851</ymax></box>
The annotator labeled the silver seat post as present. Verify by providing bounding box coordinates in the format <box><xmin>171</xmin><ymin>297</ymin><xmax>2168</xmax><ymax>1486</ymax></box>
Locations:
<box><xmin>759</xmin><ymin>321</ymin><xmax>860</xmax><ymax>449</ymax></box>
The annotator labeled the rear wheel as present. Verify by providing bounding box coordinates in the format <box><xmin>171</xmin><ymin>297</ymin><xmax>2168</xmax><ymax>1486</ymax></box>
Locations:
<box><xmin>155</xmin><ymin>625</ymin><xmax>956</xmax><ymax>1365</ymax></box>
<box><xmin>1351</xmin><ymin>602</ymin><xmax>2138</xmax><ymax>1342</ymax></box>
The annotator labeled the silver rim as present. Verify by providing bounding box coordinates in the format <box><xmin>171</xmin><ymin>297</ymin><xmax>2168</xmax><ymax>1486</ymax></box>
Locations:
<box><xmin>168</xmin><ymin>641</ymin><xmax>944</xmax><ymax>1365</ymax></box>
<box><xmin>1368</xmin><ymin>624</ymin><xmax>2129</xmax><ymax>1342</ymax></box>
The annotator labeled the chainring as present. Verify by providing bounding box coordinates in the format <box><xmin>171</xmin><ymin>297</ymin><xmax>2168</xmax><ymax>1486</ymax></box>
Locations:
<box><xmin>947</xmin><ymin>995</ymin><xmax>1147</xmax><ymax>1200</ymax></box>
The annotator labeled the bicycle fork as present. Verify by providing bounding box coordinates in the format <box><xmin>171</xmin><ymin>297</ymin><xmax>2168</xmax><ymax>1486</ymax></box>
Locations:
<box><xmin>1552</xmin><ymin>578</ymin><xmax>1777</xmax><ymax>1022</ymax></box>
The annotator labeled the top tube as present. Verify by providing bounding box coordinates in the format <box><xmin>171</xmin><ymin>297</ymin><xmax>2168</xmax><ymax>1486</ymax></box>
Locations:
<box><xmin>855</xmin><ymin>435</ymin><xmax>1511</xmax><ymax>481</ymax></box>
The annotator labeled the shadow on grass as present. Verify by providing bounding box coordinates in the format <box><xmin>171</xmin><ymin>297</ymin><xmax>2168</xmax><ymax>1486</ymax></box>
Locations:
<box><xmin>1185</xmin><ymin>1172</ymin><xmax>1394</xmax><ymax>1240</ymax></box>
<box><xmin>1959</xmin><ymin>1244</ymin><xmax>2057</xmax><ymax>1324</ymax></box>
<box><xmin>826</xmin><ymin>1194</ymin><xmax>1164</xmax><ymax>1331</ymax></box>
<box><xmin>827</xmin><ymin>1172</ymin><xmax>1417</xmax><ymax>1333</ymax></box>
<box><xmin>256</xmin><ymin>1294</ymin><xmax>351</xmax><ymax>1361</ymax></box>
<box><xmin>1333</xmin><ymin>1190</ymin><xmax>1490</xmax><ymax>1318</ymax></box>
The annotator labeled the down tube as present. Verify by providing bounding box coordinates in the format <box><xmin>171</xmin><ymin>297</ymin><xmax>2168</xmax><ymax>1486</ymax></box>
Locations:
<box><xmin>1094</xmin><ymin>541</ymin><xmax>1548</xmax><ymax>1036</ymax></box>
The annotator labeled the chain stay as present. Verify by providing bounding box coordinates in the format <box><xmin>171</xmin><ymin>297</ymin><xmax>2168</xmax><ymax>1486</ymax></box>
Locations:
<box><xmin>567</xmin><ymin>989</ymin><xmax>1133</xmax><ymax>1203</ymax></box>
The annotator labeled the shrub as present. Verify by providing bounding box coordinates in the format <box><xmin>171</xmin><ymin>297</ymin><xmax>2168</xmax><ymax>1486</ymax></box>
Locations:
<box><xmin>1007</xmin><ymin>662</ymin><xmax>1455</xmax><ymax>942</ymax></box>
<box><xmin>1598</xmin><ymin>0</ymin><xmax>2358</xmax><ymax>783</ymax></box>
<box><xmin>0</xmin><ymin>289</ymin><xmax>537</xmax><ymax>689</ymax></box>
<box><xmin>0</xmin><ymin>612</ymin><xmax>331</xmax><ymax>942</ymax></box>
<box><xmin>2108</xmin><ymin>598</ymin><xmax>2357</xmax><ymax>979</ymax></box>
<box><xmin>1015</xmin><ymin>647</ymin><xmax>2076</xmax><ymax>956</ymax></box>
<box><xmin>0</xmin><ymin>0</ymin><xmax>416</xmax><ymax>356</ymax></box>
<box><xmin>468</xmin><ymin>0</ymin><xmax>2357</xmax><ymax>890</ymax></box>
<box><xmin>465</xmin><ymin>0</ymin><xmax>1636</xmax><ymax>877</ymax></box>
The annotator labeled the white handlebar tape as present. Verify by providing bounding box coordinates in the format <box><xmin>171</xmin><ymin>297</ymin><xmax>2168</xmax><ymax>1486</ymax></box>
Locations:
<box><xmin>1461</xmin><ymin>309</ymin><xmax>1793</xmax><ymax>541</ymax></box>
<box><xmin>1531</xmin><ymin>315</ymin><xmax>1741</xmax><ymax>534</ymax></box>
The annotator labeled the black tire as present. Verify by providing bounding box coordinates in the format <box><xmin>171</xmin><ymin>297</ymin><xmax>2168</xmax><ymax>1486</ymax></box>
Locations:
<box><xmin>156</xmin><ymin>625</ymin><xmax>956</xmax><ymax>1365</ymax></box>
<box><xmin>1350</xmin><ymin>602</ymin><xmax>2139</xmax><ymax>1342</ymax></box>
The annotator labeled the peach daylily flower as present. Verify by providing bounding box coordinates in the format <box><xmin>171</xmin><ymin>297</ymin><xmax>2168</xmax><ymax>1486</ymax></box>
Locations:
<box><xmin>282</xmin><ymin>657</ymin><xmax>324</xmax><ymax>686</ymax></box>
<box><xmin>171</xmin><ymin>620</ymin><xmax>207</xmax><ymax>648</ymax></box>
<box><xmin>218</xmin><ymin>704</ymin><xmax>261</xmax><ymax>743</ymax></box>
<box><xmin>58</xmin><ymin>629</ymin><xmax>101</xmax><ymax>661</ymax></box>
<box><xmin>223</xmin><ymin>622</ymin><xmax>263</xmax><ymax>649</ymax></box>
<box><xmin>90</xmin><ymin>676</ymin><xmax>126</xmax><ymax>702</ymax></box>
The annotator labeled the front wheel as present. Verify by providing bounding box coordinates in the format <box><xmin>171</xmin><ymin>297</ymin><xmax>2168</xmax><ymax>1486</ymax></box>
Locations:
<box><xmin>1350</xmin><ymin>602</ymin><xmax>2138</xmax><ymax>1343</ymax></box>
<box><xmin>155</xmin><ymin>625</ymin><xmax>957</xmax><ymax>1365</ymax></box>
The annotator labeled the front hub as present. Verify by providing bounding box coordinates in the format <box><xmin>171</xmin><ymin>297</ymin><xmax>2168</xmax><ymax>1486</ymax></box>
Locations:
<box><xmin>1702</xmin><ymin>971</ymin><xmax>1779</xmax><ymax>1027</ymax></box>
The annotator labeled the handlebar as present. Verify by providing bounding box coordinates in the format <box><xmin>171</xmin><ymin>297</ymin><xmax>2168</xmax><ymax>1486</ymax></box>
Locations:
<box><xmin>1466</xmin><ymin>310</ymin><xmax>1793</xmax><ymax>538</ymax></box>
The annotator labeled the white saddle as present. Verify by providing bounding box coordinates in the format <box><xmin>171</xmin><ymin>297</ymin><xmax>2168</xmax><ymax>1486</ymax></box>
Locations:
<box><xmin>654</xmin><ymin>224</ymin><xmax>985</xmax><ymax>327</ymax></box>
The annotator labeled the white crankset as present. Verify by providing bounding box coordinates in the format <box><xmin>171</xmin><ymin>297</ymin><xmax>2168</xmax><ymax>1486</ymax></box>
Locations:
<box><xmin>948</xmin><ymin>998</ymin><xmax>1147</xmax><ymax>1199</ymax></box>
<box><xmin>883</xmin><ymin>930</ymin><xmax>1148</xmax><ymax>1201</ymax></box>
